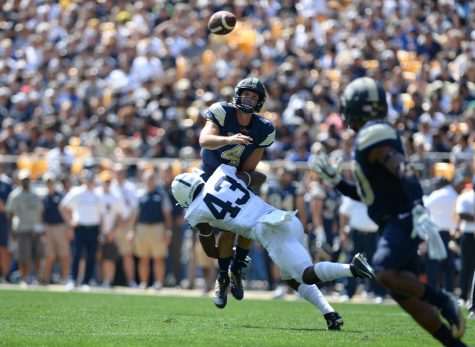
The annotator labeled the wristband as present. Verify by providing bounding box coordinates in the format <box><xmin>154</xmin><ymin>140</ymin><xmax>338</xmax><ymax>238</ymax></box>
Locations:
<box><xmin>198</xmin><ymin>229</ymin><xmax>214</xmax><ymax>237</ymax></box>
<box><xmin>243</xmin><ymin>171</ymin><xmax>251</xmax><ymax>186</ymax></box>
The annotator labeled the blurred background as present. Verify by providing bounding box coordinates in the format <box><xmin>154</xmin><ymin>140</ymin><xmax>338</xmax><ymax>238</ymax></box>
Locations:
<box><xmin>0</xmin><ymin>0</ymin><xmax>474</xmax><ymax>303</ymax></box>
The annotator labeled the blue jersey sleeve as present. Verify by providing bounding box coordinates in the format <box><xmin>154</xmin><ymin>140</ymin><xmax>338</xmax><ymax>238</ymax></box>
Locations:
<box><xmin>254</xmin><ymin>116</ymin><xmax>275</xmax><ymax>148</ymax></box>
<box><xmin>205</xmin><ymin>102</ymin><xmax>228</xmax><ymax>130</ymax></box>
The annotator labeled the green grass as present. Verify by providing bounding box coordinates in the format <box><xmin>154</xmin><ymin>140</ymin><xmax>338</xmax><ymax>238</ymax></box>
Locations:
<box><xmin>0</xmin><ymin>289</ymin><xmax>473</xmax><ymax>346</ymax></box>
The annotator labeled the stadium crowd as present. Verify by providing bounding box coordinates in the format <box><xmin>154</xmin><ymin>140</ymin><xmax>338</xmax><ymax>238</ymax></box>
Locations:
<box><xmin>0</xmin><ymin>0</ymin><xmax>474</xmax><ymax>309</ymax></box>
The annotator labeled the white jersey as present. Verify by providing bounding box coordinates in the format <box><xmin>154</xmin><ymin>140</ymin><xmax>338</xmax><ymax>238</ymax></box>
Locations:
<box><xmin>185</xmin><ymin>164</ymin><xmax>313</xmax><ymax>283</ymax></box>
<box><xmin>186</xmin><ymin>165</ymin><xmax>274</xmax><ymax>238</ymax></box>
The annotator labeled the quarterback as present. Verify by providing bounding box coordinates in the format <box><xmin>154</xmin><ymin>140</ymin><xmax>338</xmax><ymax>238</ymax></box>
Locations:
<box><xmin>198</xmin><ymin>77</ymin><xmax>274</xmax><ymax>308</ymax></box>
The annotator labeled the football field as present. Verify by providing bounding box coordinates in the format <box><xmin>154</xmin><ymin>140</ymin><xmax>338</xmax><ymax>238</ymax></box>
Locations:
<box><xmin>0</xmin><ymin>289</ymin><xmax>473</xmax><ymax>346</ymax></box>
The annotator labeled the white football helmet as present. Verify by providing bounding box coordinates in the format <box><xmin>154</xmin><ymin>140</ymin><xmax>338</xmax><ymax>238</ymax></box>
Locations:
<box><xmin>171</xmin><ymin>172</ymin><xmax>205</xmax><ymax>208</ymax></box>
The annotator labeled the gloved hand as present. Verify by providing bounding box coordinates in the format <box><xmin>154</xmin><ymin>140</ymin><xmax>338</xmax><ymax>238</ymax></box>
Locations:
<box><xmin>427</xmin><ymin>233</ymin><xmax>447</xmax><ymax>260</ymax></box>
<box><xmin>411</xmin><ymin>205</ymin><xmax>447</xmax><ymax>260</ymax></box>
<box><xmin>308</xmin><ymin>153</ymin><xmax>341</xmax><ymax>187</ymax></box>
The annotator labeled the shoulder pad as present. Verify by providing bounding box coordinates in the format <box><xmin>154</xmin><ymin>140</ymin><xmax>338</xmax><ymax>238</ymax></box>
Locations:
<box><xmin>207</xmin><ymin>102</ymin><xmax>228</xmax><ymax>127</ymax></box>
<box><xmin>257</xmin><ymin>118</ymin><xmax>276</xmax><ymax>146</ymax></box>
<box><xmin>357</xmin><ymin>122</ymin><xmax>397</xmax><ymax>151</ymax></box>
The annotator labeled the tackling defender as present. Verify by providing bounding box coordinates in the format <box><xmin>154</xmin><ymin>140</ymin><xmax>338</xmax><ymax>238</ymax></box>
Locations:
<box><xmin>171</xmin><ymin>163</ymin><xmax>375</xmax><ymax>330</ymax></box>
<box><xmin>199</xmin><ymin>77</ymin><xmax>274</xmax><ymax>308</ymax></box>
<box><xmin>310</xmin><ymin>77</ymin><xmax>467</xmax><ymax>346</ymax></box>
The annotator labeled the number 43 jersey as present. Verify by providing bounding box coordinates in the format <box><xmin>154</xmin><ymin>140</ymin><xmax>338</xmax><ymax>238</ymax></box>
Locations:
<box><xmin>185</xmin><ymin>164</ymin><xmax>275</xmax><ymax>238</ymax></box>
<box><xmin>200</xmin><ymin>102</ymin><xmax>275</xmax><ymax>179</ymax></box>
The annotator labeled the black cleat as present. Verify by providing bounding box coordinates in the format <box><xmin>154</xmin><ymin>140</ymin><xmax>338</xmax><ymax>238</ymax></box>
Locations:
<box><xmin>229</xmin><ymin>269</ymin><xmax>244</xmax><ymax>300</ymax></box>
<box><xmin>350</xmin><ymin>253</ymin><xmax>375</xmax><ymax>279</ymax></box>
<box><xmin>439</xmin><ymin>291</ymin><xmax>465</xmax><ymax>339</ymax></box>
<box><xmin>213</xmin><ymin>276</ymin><xmax>230</xmax><ymax>309</ymax></box>
<box><xmin>324</xmin><ymin>311</ymin><xmax>344</xmax><ymax>330</ymax></box>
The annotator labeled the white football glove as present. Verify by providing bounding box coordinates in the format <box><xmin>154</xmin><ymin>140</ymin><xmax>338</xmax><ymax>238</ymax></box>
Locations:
<box><xmin>426</xmin><ymin>233</ymin><xmax>447</xmax><ymax>260</ymax></box>
<box><xmin>308</xmin><ymin>153</ymin><xmax>341</xmax><ymax>187</ymax></box>
<box><xmin>411</xmin><ymin>205</ymin><xmax>447</xmax><ymax>260</ymax></box>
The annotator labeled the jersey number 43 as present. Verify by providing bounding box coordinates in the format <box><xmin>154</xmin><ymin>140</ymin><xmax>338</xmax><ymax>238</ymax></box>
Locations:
<box><xmin>203</xmin><ymin>175</ymin><xmax>250</xmax><ymax>219</ymax></box>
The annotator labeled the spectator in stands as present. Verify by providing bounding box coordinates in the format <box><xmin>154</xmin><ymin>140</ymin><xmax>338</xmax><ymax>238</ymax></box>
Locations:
<box><xmin>60</xmin><ymin>170</ymin><xmax>103</xmax><ymax>290</ymax></box>
<box><xmin>46</xmin><ymin>135</ymin><xmax>75</xmax><ymax>176</ymax></box>
<box><xmin>133</xmin><ymin>170</ymin><xmax>173</xmax><ymax>290</ymax></box>
<box><xmin>42</xmin><ymin>173</ymin><xmax>70</xmax><ymax>285</ymax></box>
<box><xmin>6</xmin><ymin>170</ymin><xmax>44</xmax><ymax>286</ymax></box>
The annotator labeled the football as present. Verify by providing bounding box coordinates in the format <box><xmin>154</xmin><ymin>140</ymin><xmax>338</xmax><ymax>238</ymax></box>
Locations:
<box><xmin>208</xmin><ymin>11</ymin><xmax>236</xmax><ymax>35</ymax></box>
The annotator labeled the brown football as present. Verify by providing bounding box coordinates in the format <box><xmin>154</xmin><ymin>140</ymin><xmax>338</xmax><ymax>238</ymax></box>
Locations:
<box><xmin>208</xmin><ymin>11</ymin><xmax>236</xmax><ymax>35</ymax></box>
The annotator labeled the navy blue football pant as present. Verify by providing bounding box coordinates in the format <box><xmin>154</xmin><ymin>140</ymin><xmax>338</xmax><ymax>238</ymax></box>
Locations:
<box><xmin>424</xmin><ymin>231</ymin><xmax>454</xmax><ymax>292</ymax></box>
<box><xmin>344</xmin><ymin>229</ymin><xmax>386</xmax><ymax>298</ymax></box>
<box><xmin>71</xmin><ymin>225</ymin><xmax>99</xmax><ymax>285</ymax></box>
<box><xmin>372</xmin><ymin>213</ymin><xmax>422</xmax><ymax>301</ymax></box>
<box><xmin>460</xmin><ymin>233</ymin><xmax>475</xmax><ymax>300</ymax></box>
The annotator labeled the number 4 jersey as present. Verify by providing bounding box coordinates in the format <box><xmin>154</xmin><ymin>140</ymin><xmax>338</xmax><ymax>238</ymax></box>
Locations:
<box><xmin>200</xmin><ymin>102</ymin><xmax>275</xmax><ymax>179</ymax></box>
<box><xmin>185</xmin><ymin>164</ymin><xmax>275</xmax><ymax>238</ymax></box>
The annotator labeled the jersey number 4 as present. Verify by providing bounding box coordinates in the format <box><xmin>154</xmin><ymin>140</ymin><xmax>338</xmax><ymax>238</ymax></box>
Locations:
<box><xmin>220</xmin><ymin>145</ymin><xmax>245</xmax><ymax>167</ymax></box>
<box><xmin>203</xmin><ymin>175</ymin><xmax>250</xmax><ymax>219</ymax></box>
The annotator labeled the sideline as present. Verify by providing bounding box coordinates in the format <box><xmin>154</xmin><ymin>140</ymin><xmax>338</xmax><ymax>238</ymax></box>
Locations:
<box><xmin>0</xmin><ymin>283</ymin><xmax>396</xmax><ymax>305</ymax></box>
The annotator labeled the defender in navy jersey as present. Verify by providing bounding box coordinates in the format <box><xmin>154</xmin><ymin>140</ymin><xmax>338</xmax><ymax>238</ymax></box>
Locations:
<box><xmin>199</xmin><ymin>77</ymin><xmax>275</xmax><ymax>308</ymax></box>
<box><xmin>310</xmin><ymin>77</ymin><xmax>467</xmax><ymax>346</ymax></box>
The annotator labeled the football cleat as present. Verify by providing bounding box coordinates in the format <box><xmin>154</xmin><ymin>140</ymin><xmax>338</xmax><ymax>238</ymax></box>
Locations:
<box><xmin>438</xmin><ymin>291</ymin><xmax>465</xmax><ymax>339</ymax></box>
<box><xmin>468</xmin><ymin>310</ymin><xmax>474</xmax><ymax>319</ymax></box>
<box><xmin>229</xmin><ymin>269</ymin><xmax>244</xmax><ymax>300</ymax></box>
<box><xmin>350</xmin><ymin>253</ymin><xmax>375</xmax><ymax>279</ymax></box>
<box><xmin>324</xmin><ymin>311</ymin><xmax>344</xmax><ymax>330</ymax></box>
<box><xmin>213</xmin><ymin>276</ymin><xmax>230</xmax><ymax>309</ymax></box>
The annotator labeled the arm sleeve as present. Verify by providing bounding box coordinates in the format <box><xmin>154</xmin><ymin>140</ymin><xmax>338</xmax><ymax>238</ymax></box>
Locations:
<box><xmin>5</xmin><ymin>194</ymin><xmax>14</xmax><ymax>214</ymax></box>
<box><xmin>258</xmin><ymin>125</ymin><xmax>275</xmax><ymax>148</ymax></box>
<box><xmin>205</xmin><ymin>102</ymin><xmax>226</xmax><ymax>128</ymax></box>
<box><xmin>399</xmin><ymin>172</ymin><xmax>424</xmax><ymax>206</ymax></box>
<box><xmin>423</xmin><ymin>191</ymin><xmax>439</xmax><ymax>210</ymax></box>
<box><xmin>60</xmin><ymin>190</ymin><xmax>75</xmax><ymax>209</ymax></box>
<box><xmin>455</xmin><ymin>194</ymin><xmax>472</xmax><ymax>215</ymax></box>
